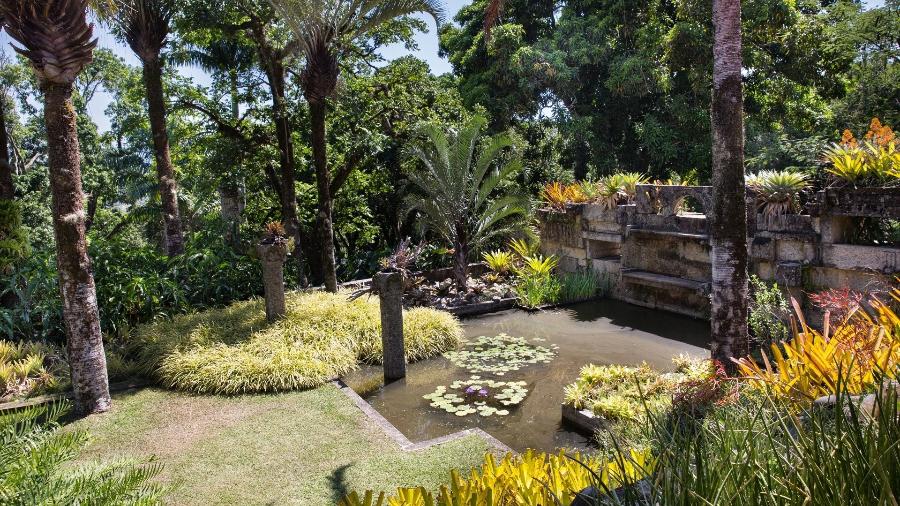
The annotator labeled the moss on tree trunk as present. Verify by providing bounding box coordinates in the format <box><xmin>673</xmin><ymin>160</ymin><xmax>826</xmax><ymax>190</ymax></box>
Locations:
<box><xmin>710</xmin><ymin>0</ymin><xmax>750</xmax><ymax>371</ymax></box>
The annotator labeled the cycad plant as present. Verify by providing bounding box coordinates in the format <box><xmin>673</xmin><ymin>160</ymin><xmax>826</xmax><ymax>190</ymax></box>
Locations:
<box><xmin>406</xmin><ymin>115</ymin><xmax>529</xmax><ymax>290</ymax></box>
<box><xmin>268</xmin><ymin>0</ymin><xmax>445</xmax><ymax>292</ymax></box>
<box><xmin>0</xmin><ymin>403</ymin><xmax>164</xmax><ymax>504</ymax></box>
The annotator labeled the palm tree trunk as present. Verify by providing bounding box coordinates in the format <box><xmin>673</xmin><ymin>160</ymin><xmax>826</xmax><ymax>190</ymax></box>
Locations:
<box><xmin>43</xmin><ymin>81</ymin><xmax>111</xmax><ymax>415</ymax></box>
<box><xmin>710</xmin><ymin>0</ymin><xmax>749</xmax><ymax>371</ymax></box>
<box><xmin>220</xmin><ymin>70</ymin><xmax>244</xmax><ymax>247</ymax></box>
<box><xmin>269</xmin><ymin>63</ymin><xmax>308</xmax><ymax>287</ymax></box>
<box><xmin>310</xmin><ymin>100</ymin><xmax>338</xmax><ymax>292</ymax></box>
<box><xmin>142</xmin><ymin>56</ymin><xmax>185</xmax><ymax>256</ymax></box>
<box><xmin>452</xmin><ymin>230</ymin><xmax>469</xmax><ymax>291</ymax></box>
<box><xmin>0</xmin><ymin>93</ymin><xmax>12</xmax><ymax>200</ymax></box>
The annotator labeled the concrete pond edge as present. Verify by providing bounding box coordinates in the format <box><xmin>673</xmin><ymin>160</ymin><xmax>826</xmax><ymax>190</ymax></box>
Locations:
<box><xmin>332</xmin><ymin>379</ymin><xmax>514</xmax><ymax>454</ymax></box>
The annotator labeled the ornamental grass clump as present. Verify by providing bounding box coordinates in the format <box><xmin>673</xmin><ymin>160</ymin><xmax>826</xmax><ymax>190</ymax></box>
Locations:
<box><xmin>130</xmin><ymin>291</ymin><xmax>462</xmax><ymax>394</ymax></box>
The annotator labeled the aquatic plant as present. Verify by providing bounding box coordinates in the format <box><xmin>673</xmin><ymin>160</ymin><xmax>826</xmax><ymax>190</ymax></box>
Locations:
<box><xmin>423</xmin><ymin>375</ymin><xmax>528</xmax><ymax>417</ymax></box>
<box><xmin>444</xmin><ymin>334</ymin><xmax>557</xmax><ymax>376</ymax></box>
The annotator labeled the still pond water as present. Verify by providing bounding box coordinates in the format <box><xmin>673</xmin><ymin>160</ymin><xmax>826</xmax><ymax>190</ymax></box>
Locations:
<box><xmin>344</xmin><ymin>299</ymin><xmax>710</xmax><ymax>453</ymax></box>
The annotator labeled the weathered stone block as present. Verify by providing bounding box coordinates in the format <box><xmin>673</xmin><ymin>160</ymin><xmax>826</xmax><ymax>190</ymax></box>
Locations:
<box><xmin>775</xmin><ymin>262</ymin><xmax>804</xmax><ymax>288</ymax></box>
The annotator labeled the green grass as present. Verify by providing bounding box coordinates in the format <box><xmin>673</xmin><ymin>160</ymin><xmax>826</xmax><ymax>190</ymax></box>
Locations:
<box><xmin>67</xmin><ymin>387</ymin><xmax>494</xmax><ymax>505</ymax></box>
<box><xmin>130</xmin><ymin>291</ymin><xmax>462</xmax><ymax>394</ymax></box>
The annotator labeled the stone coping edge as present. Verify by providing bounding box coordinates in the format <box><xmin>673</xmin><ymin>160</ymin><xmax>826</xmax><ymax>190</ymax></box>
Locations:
<box><xmin>0</xmin><ymin>379</ymin><xmax>151</xmax><ymax>413</ymax></box>
<box><xmin>332</xmin><ymin>379</ymin><xmax>514</xmax><ymax>454</ymax></box>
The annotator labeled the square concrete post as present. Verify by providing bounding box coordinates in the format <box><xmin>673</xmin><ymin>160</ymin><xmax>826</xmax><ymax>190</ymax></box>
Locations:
<box><xmin>374</xmin><ymin>271</ymin><xmax>406</xmax><ymax>381</ymax></box>
<box><xmin>257</xmin><ymin>242</ymin><xmax>288</xmax><ymax>322</ymax></box>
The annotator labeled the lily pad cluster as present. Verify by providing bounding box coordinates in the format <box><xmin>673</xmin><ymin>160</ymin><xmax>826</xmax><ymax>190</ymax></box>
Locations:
<box><xmin>422</xmin><ymin>375</ymin><xmax>529</xmax><ymax>417</ymax></box>
<box><xmin>443</xmin><ymin>333</ymin><xmax>557</xmax><ymax>376</ymax></box>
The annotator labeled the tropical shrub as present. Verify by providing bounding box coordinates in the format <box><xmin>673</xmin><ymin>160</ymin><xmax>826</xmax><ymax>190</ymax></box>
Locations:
<box><xmin>734</xmin><ymin>286</ymin><xmax>900</xmax><ymax>402</ymax></box>
<box><xmin>513</xmin><ymin>254</ymin><xmax>561</xmax><ymax>308</ymax></box>
<box><xmin>0</xmin><ymin>200</ymin><xmax>30</xmax><ymax>274</ymax></box>
<box><xmin>406</xmin><ymin>115</ymin><xmax>529</xmax><ymax>290</ymax></box>
<box><xmin>650</xmin><ymin>386</ymin><xmax>900</xmax><ymax>506</ymax></box>
<box><xmin>823</xmin><ymin>118</ymin><xmax>899</xmax><ymax>186</ymax></box>
<box><xmin>339</xmin><ymin>449</ymin><xmax>653</xmax><ymax>506</ymax></box>
<box><xmin>748</xmin><ymin>276</ymin><xmax>791</xmax><ymax>348</ymax></box>
<box><xmin>0</xmin><ymin>340</ymin><xmax>67</xmax><ymax>403</ymax></box>
<box><xmin>508</xmin><ymin>238</ymin><xmax>539</xmax><ymax>260</ymax></box>
<box><xmin>542</xmin><ymin>181</ymin><xmax>588</xmax><ymax>209</ymax></box>
<box><xmin>1</xmin><ymin>234</ymin><xmax>263</xmax><ymax>341</ymax></box>
<box><xmin>745</xmin><ymin>169</ymin><xmax>810</xmax><ymax>216</ymax></box>
<box><xmin>563</xmin><ymin>357</ymin><xmax>715</xmax><ymax>451</ymax></box>
<box><xmin>482</xmin><ymin>250</ymin><xmax>514</xmax><ymax>277</ymax></box>
<box><xmin>0</xmin><ymin>403</ymin><xmax>164</xmax><ymax>504</ymax></box>
<box><xmin>130</xmin><ymin>291</ymin><xmax>462</xmax><ymax>394</ymax></box>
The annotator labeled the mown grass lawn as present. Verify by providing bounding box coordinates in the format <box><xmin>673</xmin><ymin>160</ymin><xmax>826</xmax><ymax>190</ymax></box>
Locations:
<box><xmin>67</xmin><ymin>386</ymin><xmax>494</xmax><ymax>505</ymax></box>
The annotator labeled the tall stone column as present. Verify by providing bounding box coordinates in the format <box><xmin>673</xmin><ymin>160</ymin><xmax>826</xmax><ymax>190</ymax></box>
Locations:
<box><xmin>374</xmin><ymin>271</ymin><xmax>406</xmax><ymax>381</ymax></box>
<box><xmin>257</xmin><ymin>242</ymin><xmax>288</xmax><ymax>322</ymax></box>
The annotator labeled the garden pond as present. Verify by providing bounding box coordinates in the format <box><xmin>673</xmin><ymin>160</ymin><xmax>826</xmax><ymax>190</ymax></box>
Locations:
<box><xmin>344</xmin><ymin>299</ymin><xmax>710</xmax><ymax>452</ymax></box>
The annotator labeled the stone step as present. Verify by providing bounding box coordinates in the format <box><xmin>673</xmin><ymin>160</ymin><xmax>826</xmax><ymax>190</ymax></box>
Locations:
<box><xmin>627</xmin><ymin>228</ymin><xmax>710</xmax><ymax>243</ymax></box>
<box><xmin>621</xmin><ymin>269</ymin><xmax>710</xmax><ymax>293</ymax></box>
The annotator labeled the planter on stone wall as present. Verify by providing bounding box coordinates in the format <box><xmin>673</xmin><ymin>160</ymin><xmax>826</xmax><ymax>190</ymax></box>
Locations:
<box><xmin>814</xmin><ymin>187</ymin><xmax>900</xmax><ymax>218</ymax></box>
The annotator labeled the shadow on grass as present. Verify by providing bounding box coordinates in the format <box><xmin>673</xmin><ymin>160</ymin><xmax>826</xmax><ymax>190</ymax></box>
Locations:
<box><xmin>329</xmin><ymin>463</ymin><xmax>353</xmax><ymax>504</ymax></box>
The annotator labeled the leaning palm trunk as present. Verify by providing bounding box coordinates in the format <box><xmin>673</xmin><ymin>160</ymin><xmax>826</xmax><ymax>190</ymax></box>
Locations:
<box><xmin>3</xmin><ymin>0</ymin><xmax>111</xmax><ymax>414</ymax></box>
<box><xmin>142</xmin><ymin>55</ymin><xmax>184</xmax><ymax>255</ymax></box>
<box><xmin>709</xmin><ymin>0</ymin><xmax>749</xmax><ymax>370</ymax></box>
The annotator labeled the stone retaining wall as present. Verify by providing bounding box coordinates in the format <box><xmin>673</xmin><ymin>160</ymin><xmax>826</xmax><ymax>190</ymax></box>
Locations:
<box><xmin>538</xmin><ymin>186</ymin><xmax>899</xmax><ymax>320</ymax></box>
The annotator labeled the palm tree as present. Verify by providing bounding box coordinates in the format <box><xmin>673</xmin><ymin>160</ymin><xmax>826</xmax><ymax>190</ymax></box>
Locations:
<box><xmin>710</xmin><ymin>0</ymin><xmax>749</xmax><ymax>370</ymax></box>
<box><xmin>268</xmin><ymin>0</ymin><xmax>445</xmax><ymax>292</ymax></box>
<box><xmin>1</xmin><ymin>0</ymin><xmax>111</xmax><ymax>414</ymax></box>
<box><xmin>176</xmin><ymin>39</ymin><xmax>256</xmax><ymax>245</ymax></box>
<box><xmin>110</xmin><ymin>0</ymin><xmax>185</xmax><ymax>256</ymax></box>
<box><xmin>406</xmin><ymin>115</ymin><xmax>529</xmax><ymax>290</ymax></box>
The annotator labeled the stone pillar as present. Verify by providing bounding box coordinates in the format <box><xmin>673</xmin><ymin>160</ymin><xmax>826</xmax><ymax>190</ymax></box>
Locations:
<box><xmin>374</xmin><ymin>271</ymin><xmax>406</xmax><ymax>381</ymax></box>
<box><xmin>257</xmin><ymin>242</ymin><xmax>288</xmax><ymax>322</ymax></box>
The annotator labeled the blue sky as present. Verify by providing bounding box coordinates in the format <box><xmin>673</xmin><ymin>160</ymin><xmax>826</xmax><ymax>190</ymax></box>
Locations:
<box><xmin>0</xmin><ymin>0</ymin><xmax>469</xmax><ymax>132</ymax></box>
<box><xmin>1</xmin><ymin>0</ymin><xmax>884</xmax><ymax>132</ymax></box>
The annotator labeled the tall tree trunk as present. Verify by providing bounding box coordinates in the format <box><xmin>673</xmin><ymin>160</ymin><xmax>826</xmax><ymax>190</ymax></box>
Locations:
<box><xmin>220</xmin><ymin>70</ymin><xmax>244</xmax><ymax>247</ymax></box>
<box><xmin>268</xmin><ymin>62</ymin><xmax>307</xmax><ymax>287</ymax></box>
<box><xmin>0</xmin><ymin>91</ymin><xmax>18</xmax><ymax>310</ymax></box>
<box><xmin>710</xmin><ymin>0</ymin><xmax>749</xmax><ymax>371</ymax></box>
<box><xmin>310</xmin><ymin>100</ymin><xmax>338</xmax><ymax>292</ymax></box>
<box><xmin>0</xmin><ymin>92</ymin><xmax>13</xmax><ymax>200</ymax></box>
<box><xmin>142</xmin><ymin>56</ymin><xmax>185</xmax><ymax>256</ymax></box>
<box><xmin>43</xmin><ymin>82</ymin><xmax>111</xmax><ymax>415</ymax></box>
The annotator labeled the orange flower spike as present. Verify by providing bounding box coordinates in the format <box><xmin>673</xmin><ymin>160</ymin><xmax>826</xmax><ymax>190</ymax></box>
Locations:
<box><xmin>841</xmin><ymin>129</ymin><xmax>857</xmax><ymax>148</ymax></box>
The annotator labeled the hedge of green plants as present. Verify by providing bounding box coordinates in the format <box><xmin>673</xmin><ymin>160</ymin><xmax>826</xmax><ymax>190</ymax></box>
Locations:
<box><xmin>130</xmin><ymin>291</ymin><xmax>462</xmax><ymax>394</ymax></box>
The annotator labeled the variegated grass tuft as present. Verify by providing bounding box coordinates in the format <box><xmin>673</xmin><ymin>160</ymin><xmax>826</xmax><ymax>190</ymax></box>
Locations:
<box><xmin>130</xmin><ymin>291</ymin><xmax>462</xmax><ymax>395</ymax></box>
